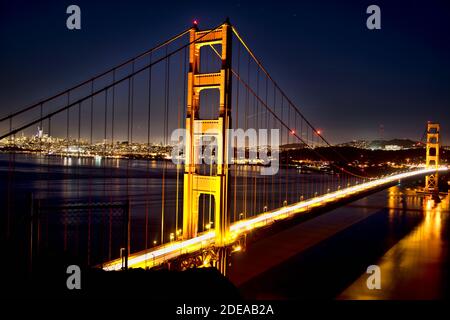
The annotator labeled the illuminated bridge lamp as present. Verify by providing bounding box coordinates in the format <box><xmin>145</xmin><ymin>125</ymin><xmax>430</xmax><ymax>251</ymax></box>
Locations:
<box><xmin>232</xmin><ymin>244</ymin><xmax>242</xmax><ymax>253</ymax></box>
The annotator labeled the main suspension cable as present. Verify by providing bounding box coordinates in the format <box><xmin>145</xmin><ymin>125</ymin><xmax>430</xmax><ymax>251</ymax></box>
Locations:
<box><xmin>231</xmin><ymin>26</ymin><xmax>369</xmax><ymax>174</ymax></box>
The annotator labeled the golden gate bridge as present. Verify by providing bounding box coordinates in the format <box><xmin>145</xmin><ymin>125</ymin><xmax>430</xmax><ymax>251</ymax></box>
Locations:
<box><xmin>0</xmin><ymin>19</ymin><xmax>446</xmax><ymax>275</ymax></box>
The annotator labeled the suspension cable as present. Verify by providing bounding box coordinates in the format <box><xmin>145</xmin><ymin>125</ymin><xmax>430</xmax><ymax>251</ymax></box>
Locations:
<box><xmin>231</xmin><ymin>69</ymin><xmax>372</xmax><ymax>180</ymax></box>
<box><xmin>0</xmin><ymin>28</ymin><xmax>192</xmax><ymax>123</ymax></box>
<box><xmin>231</xmin><ymin>26</ymin><xmax>368</xmax><ymax>174</ymax></box>
<box><xmin>208</xmin><ymin>32</ymin><xmax>370</xmax><ymax>180</ymax></box>
<box><xmin>0</xmin><ymin>22</ymin><xmax>225</xmax><ymax>141</ymax></box>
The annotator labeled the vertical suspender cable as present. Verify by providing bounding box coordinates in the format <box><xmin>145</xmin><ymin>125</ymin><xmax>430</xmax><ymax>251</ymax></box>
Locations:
<box><xmin>161</xmin><ymin>48</ymin><xmax>170</xmax><ymax>244</ymax></box>
<box><xmin>233</xmin><ymin>43</ymin><xmax>240</xmax><ymax>221</ymax></box>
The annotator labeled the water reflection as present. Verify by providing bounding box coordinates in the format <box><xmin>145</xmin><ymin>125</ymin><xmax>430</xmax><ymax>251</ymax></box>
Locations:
<box><xmin>339</xmin><ymin>189</ymin><xmax>449</xmax><ymax>300</ymax></box>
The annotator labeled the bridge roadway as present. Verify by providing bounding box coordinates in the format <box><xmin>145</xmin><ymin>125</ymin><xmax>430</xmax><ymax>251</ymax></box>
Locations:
<box><xmin>102</xmin><ymin>167</ymin><xmax>448</xmax><ymax>271</ymax></box>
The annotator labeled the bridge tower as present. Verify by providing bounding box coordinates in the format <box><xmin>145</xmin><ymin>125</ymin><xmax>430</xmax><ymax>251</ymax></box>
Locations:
<box><xmin>425</xmin><ymin>122</ymin><xmax>440</xmax><ymax>193</ymax></box>
<box><xmin>183</xmin><ymin>21</ymin><xmax>232</xmax><ymax>248</ymax></box>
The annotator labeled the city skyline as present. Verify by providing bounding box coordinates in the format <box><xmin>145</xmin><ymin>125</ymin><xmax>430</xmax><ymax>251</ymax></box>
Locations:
<box><xmin>3</xmin><ymin>123</ymin><xmax>448</xmax><ymax>148</ymax></box>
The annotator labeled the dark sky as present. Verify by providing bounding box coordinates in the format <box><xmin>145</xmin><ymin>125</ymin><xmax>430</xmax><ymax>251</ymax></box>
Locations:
<box><xmin>1</xmin><ymin>0</ymin><xmax>449</xmax><ymax>144</ymax></box>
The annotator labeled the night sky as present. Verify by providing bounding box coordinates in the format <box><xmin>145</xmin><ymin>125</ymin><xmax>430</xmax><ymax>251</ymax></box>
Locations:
<box><xmin>1</xmin><ymin>0</ymin><xmax>449</xmax><ymax>144</ymax></box>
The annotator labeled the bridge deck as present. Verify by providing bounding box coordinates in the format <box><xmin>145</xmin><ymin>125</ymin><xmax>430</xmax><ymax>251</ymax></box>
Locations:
<box><xmin>102</xmin><ymin>167</ymin><xmax>447</xmax><ymax>271</ymax></box>
<box><xmin>228</xmin><ymin>197</ymin><xmax>381</xmax><ymax>289</ymax></box>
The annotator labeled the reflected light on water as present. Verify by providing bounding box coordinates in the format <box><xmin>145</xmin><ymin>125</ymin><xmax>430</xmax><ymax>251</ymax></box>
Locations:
<box><xmin>340</xmin><ymin>189</ymin><xmax>449</xmax><ymax>300</ymax></box>
<box><xmin>63</xmin><ymin>156</ymin><xmax>72</xmax><ymax>166</ymax></box>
